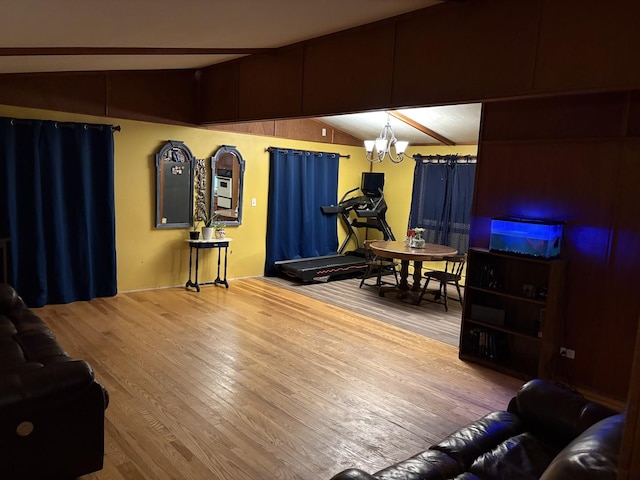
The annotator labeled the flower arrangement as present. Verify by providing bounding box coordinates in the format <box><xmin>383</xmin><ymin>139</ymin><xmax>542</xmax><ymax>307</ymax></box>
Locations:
<box><xmin>409</xmin><ymin>227</ymin><xmax>426</xmax><ymax>248</ymax></box>
<box><xmin>213</xmin><ymin>219</ymin><xmax>225</xmax><ymax>232</ymax></box>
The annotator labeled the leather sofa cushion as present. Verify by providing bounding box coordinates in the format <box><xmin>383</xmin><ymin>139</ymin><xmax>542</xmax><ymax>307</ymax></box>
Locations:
<box><xmin>375</xmin><ymin>449</ymin><xmax>461</xmax><ymax>480</ymax></box>
<box><xmin>539</xmin><ymin>413</ymin><xmax>624</xmax><ymax>480</ymax></box>
<box><xmin>0</xmin><ymin>292</ymin><xmax>68</xmax><ymax>367</ymax></box>
<box><xmin>0</xmin><ymin>338</ymin><xmax>28</xmax><ymax>368</ymax></box>
<box><xmin>15</xmin><ymin>328</ymin><xmax>68</xmax><ymax>361</ymax></box>
<box><xmin>468</xmin><ymin>432</ymin><xmax>559</xmax><ymax>480</ymax></box>
<box><xmin>329</xmin><ymin>468</ymin><xmax>377</xmax><ymax>480</ymax></box>
<box><xmin>0</xmin><ymin>314</ymin><xmax>18</xmax><ymax>336</ymax></box>
<box><xmin>431</xmin><ymin>411</ymin><xmax>524</xmax><ymax>468</ymax></box>
<box><xmin>513</xmin><ymin>379</ymin><xmax>617</xmax><ymax>448</ymax></box>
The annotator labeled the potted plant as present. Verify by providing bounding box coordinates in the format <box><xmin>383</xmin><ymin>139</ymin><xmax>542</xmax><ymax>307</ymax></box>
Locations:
<box><xmin>189</xmin><ymin>220</ymin><xmax>200</xmax><ymax>240</ymax></box>
<box><xmin>213</xmin><ymin>219</ymin><xmax>226</xmax><ymax>239</ymax></box>
<box><xmin>201</xmin><ymin>212</ymin><xmax>220</xmax><ymax>241</ymax></box>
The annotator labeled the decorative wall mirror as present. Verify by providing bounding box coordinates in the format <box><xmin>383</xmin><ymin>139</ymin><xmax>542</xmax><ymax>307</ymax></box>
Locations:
<box><xmin>155</xmin><ymin>140</ymin><xmax>195</xmax><ymax>228</ymax></box>
<box><xmin>210</xmin><ymin>145</ymin><xmax>245</xmax><ymax>226</ymax></box>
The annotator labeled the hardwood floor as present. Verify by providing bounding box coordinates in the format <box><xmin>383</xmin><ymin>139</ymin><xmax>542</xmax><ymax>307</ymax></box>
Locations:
<box><xmin>261</xmin><ymin>276</ymin><xmax>463</xmax><ymax>347</ymax></box>
<box><xmin>34</xmin><ymin>278</ymin><xmax>522</xmax><ymax>480</ymax></box>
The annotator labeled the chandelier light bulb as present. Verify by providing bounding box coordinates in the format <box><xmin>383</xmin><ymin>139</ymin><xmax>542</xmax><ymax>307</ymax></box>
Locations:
<box><xmin>364</xmin><ymin>140</ymin><xmax>376</xmax><ymax>154</ymax></box>
<box><xmin>375</xmin><ymin>138</ymin><xmax>388</xmax><ymax>154</ymax></box>
<box><xmin>395</xmin><ymin>141</ymin><xmax>409</xmax><ymax>155</ymax></box>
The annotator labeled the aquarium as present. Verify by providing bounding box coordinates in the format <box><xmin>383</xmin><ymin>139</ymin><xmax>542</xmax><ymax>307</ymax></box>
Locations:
<box><xmin>489</xmin><ymin>217</ymin><xmax>564</xmax><ymax>259</ymax></box>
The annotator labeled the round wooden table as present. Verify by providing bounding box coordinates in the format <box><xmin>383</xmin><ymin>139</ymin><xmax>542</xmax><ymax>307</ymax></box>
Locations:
<box><xmin>369</xmin><ymin>240</ymin><xmax>458</xmax><ymax>302</ymax></box>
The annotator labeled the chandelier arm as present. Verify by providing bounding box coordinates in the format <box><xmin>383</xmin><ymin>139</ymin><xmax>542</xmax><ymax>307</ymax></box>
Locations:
<box><xmin>389</xmin><ymin>152</ymin><xmax>404</xmax><ymax>163</ymax></box>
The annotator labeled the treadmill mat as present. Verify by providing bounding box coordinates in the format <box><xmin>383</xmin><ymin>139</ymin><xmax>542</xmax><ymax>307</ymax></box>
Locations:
<box><xmin>275</xmin><ymin>254</ymin><xmax>366</xmax><ymax>281</ymax></box>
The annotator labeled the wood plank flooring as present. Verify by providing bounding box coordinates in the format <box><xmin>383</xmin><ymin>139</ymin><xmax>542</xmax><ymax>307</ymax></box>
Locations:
<box><xmin>33</xmin><ymin>278</ymin><xmax>522</xmax><ymax>480</ymax></box>
<box><xmin>261</xmin><ymin>275</ymin><xmax>463</xmax><ymax>346</ymax></box>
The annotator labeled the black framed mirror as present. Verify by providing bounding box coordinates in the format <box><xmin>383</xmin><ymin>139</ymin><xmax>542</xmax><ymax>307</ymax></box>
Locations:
<box><xmin>210</xmin><ymin>145</ymin><xmax>245</xmax><ymax>226</ymax></box>
<box><xmin>155</xmin><ymin>140</ymin><xmax>195</xmax><ymax>228</ymax></box>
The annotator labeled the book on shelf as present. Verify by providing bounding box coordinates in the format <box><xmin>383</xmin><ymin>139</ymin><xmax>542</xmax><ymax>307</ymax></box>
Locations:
<box><xmin>469</xmin><ymin>328</ymin><xmax>510</xmax><ymax>360</ymax></box>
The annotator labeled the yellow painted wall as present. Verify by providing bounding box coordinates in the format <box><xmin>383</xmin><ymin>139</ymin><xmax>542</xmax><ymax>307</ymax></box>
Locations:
<box><xmin>0</xmin><ymin>104</ymin><xmax>477</xmax><ymax>292</ymax></box>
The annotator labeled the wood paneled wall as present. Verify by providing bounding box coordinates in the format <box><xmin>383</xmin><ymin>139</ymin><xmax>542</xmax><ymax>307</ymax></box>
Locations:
<box><xmin>206</xmin><ymin>118</ymin><xmax>362</xmax><ymax>146</ymax></box>
<box><xmin>474</xmin><ymin>91</ymin><xmax>640</xmax><ymax>400</ymax></box>
<box><xmin>1</xmin><ymin>0</ymin><xmax>639</xmax><ymax>127</ymax></box>
<box><xmin>0</xmin><ymin>70</ymin><xmax>199</xmax><ymax>125</ymax></box>
<box><xmin>198</xmin><ymin>0</ymin><xmax>640</xmax><ymax>123</ymax></box>
<box><xmin>619</xmin><ymin>317</ymin><xmax>640</xmax><ymax>479</ymax></box>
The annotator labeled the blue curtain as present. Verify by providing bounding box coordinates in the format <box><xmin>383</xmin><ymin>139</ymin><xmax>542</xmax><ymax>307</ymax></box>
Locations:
<box><xmin>409</xmin><ymin>155</ymin><xmax>476</xmax><ymax>254</ymax></box>
<box><xmin>0</xmin><ymin>117</ymin><xmax>117</xmax><ymax>307</ymax></box>
<box><xmin>264</xmin><ymin>148</ymin><xmax>339</xmax><ymax>276</ymax></box>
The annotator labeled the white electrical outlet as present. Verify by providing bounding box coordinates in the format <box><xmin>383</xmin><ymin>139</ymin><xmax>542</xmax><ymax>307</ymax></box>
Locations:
<box><xmin>559</xmin><ymin>347</ymin><xmax>576</xmax><ymax>359</ymax></box>
<box><xmin>251</xmin><ymin>197</ymin><xmax>257</xmax><ymax>207</ymax></box>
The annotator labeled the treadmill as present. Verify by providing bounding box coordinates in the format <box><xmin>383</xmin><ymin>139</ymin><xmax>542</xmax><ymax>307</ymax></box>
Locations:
<box><xmin>275</xmin><ymin>173</ymin><xmax>395</xmax><ymax>282</ymax></box>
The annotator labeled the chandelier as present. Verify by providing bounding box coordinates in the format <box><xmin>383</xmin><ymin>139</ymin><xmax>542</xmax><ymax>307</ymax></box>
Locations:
<box><xmin>364</xmin><ymin>116</ymin><xmax>409</xmax><ymax>163</ymax></box>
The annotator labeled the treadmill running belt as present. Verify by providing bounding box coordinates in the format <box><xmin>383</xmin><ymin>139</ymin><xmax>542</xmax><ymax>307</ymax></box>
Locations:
<box><xmin>275</xmin><ymin>254</ymin><xmax>367</xmax><ymax>282</ymax></box>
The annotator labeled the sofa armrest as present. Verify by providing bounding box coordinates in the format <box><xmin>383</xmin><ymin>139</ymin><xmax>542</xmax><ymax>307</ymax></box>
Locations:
<box><xmin>539</xmin><ymin>413</ymin><xmax>624</xmax><ymax>480</ymax></box>
<box><xmin>0</xmin><ymin>359</ymin><xmax>96</xmax><ymax>410</ymax></box>
<box><xmin>512</xmin><ymin>379</ymin><xmax>617</xmax><ymax>446</ymax></box>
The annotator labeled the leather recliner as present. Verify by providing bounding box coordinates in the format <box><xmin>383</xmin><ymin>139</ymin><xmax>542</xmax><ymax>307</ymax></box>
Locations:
<box><xmin>0</xmin><ymin>284</ymin><xmax>109</xmax><ymax>479</ymax></box>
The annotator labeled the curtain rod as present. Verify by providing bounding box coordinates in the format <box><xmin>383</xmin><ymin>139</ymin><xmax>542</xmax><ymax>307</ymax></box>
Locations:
<box><xmin>54</xmin><ymin>121</ymin><xmax>121</xmax><ymax>132</ymax></box>
<box><xmin>266</xmin><ymin>146</ymin><xmax>350</xmax><ymax>159</ymax></box>
<box><xmin>413</xmin><ymin>154</ymin><xmax>477</xmax><ymax>163</ymax></box>
<box><xmin>9</xmin><ymin>118</ymin><xmax>120</xmax><ymax>132</ymax></box>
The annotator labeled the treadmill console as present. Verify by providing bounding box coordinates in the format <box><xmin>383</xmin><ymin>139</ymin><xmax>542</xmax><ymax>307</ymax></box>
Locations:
<box><xmin>361</xmin><ymin>172</ymin><xmax>384</xmax><ymax>197</ymax></box>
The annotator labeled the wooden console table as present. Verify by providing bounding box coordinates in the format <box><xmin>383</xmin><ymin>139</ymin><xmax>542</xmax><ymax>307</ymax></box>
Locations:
<box><xmin>185</xmin><ymin>238</ymin><xmax>232</xmax><ymax>292</ymax></box>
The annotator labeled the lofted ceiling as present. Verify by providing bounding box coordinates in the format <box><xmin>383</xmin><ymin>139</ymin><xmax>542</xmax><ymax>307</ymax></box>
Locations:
<box><xmin>0</xmin><ymin>0</ymin><xmax>479</xmax><ymax>146</ymax></box>
<box><xmin>318</xmin><ymin>104</ymin><xmax>482</xmax><ymax>146</ymax></box>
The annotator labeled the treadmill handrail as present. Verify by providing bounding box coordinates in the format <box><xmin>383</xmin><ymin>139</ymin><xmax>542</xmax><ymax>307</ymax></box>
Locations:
<box><xmin>339</xmin><ymin>186</ymin><xmax>360</xmax><ymax>204</ymax></box>
<box><xmin>354</xmin><ymin>188</ymin><xmax>385</xmax><ymax>216</ymax></box>
<box><xmin>369</xmin><ymin>187</ymin><xmax>385</xmax><ymax>212</ymax></box>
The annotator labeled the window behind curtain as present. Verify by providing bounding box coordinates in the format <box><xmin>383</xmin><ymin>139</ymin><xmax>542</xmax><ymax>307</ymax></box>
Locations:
<box><xmin>0</xmin><ymin>117</ymin><xmax>117</xmax><ymax>307</ymax></box>
<box><xmin>409</xmin><ymin>155</ymin><xmax>476</xmax><ymax>255</ymax></box>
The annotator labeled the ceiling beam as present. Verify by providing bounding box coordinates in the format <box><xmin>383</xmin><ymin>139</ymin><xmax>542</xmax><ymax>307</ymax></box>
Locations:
<box><xmin>0</xmin><ymin>47</ymin><xmax>277</xmax><ymax>56</ymax></box>
<box><xmin>388</xmin><ymin>110</ymin><xmax>456</xmax><ymax>146</ymax></box>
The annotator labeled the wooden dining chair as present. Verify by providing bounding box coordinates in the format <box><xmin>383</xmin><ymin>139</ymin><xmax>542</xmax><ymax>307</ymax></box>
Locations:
<box><xmin>359</xmin><ymin>240</ymin><xmax>399</xmax><ymax>289</ymax></box>
<box><xmin>417</xmin><ymin>254</ymin><xmax>466</xmax><ymax>310</ymax></box>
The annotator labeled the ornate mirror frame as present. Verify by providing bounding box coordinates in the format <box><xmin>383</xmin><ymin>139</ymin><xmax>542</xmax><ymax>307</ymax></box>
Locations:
<box><xmin>155</xmin><ymin>140</ymin><xmax>195</xmax><ymax>228</ymax></box>
<box><xmin>210</xmin><ymin>145</ymin><xmax>245</xmax><ymax>227</ymax></box>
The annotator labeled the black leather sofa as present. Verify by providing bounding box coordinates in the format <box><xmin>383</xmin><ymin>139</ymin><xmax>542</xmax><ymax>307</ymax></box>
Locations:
<box><xmin>0</xmin><ymin>284</ymin><xmax>109</xmax><ymax>479</ymax></box>
<box><xmin>331</xmin><ymin>378</ymin><xmax>623</xmax><ymax>480</ymax></box>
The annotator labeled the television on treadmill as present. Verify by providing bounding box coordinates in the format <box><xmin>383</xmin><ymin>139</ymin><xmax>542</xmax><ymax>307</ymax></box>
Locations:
<box><xmin>361</xmin><ymin>172</ymin><xmax>384</xmax><ymax>197</ymax></box>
